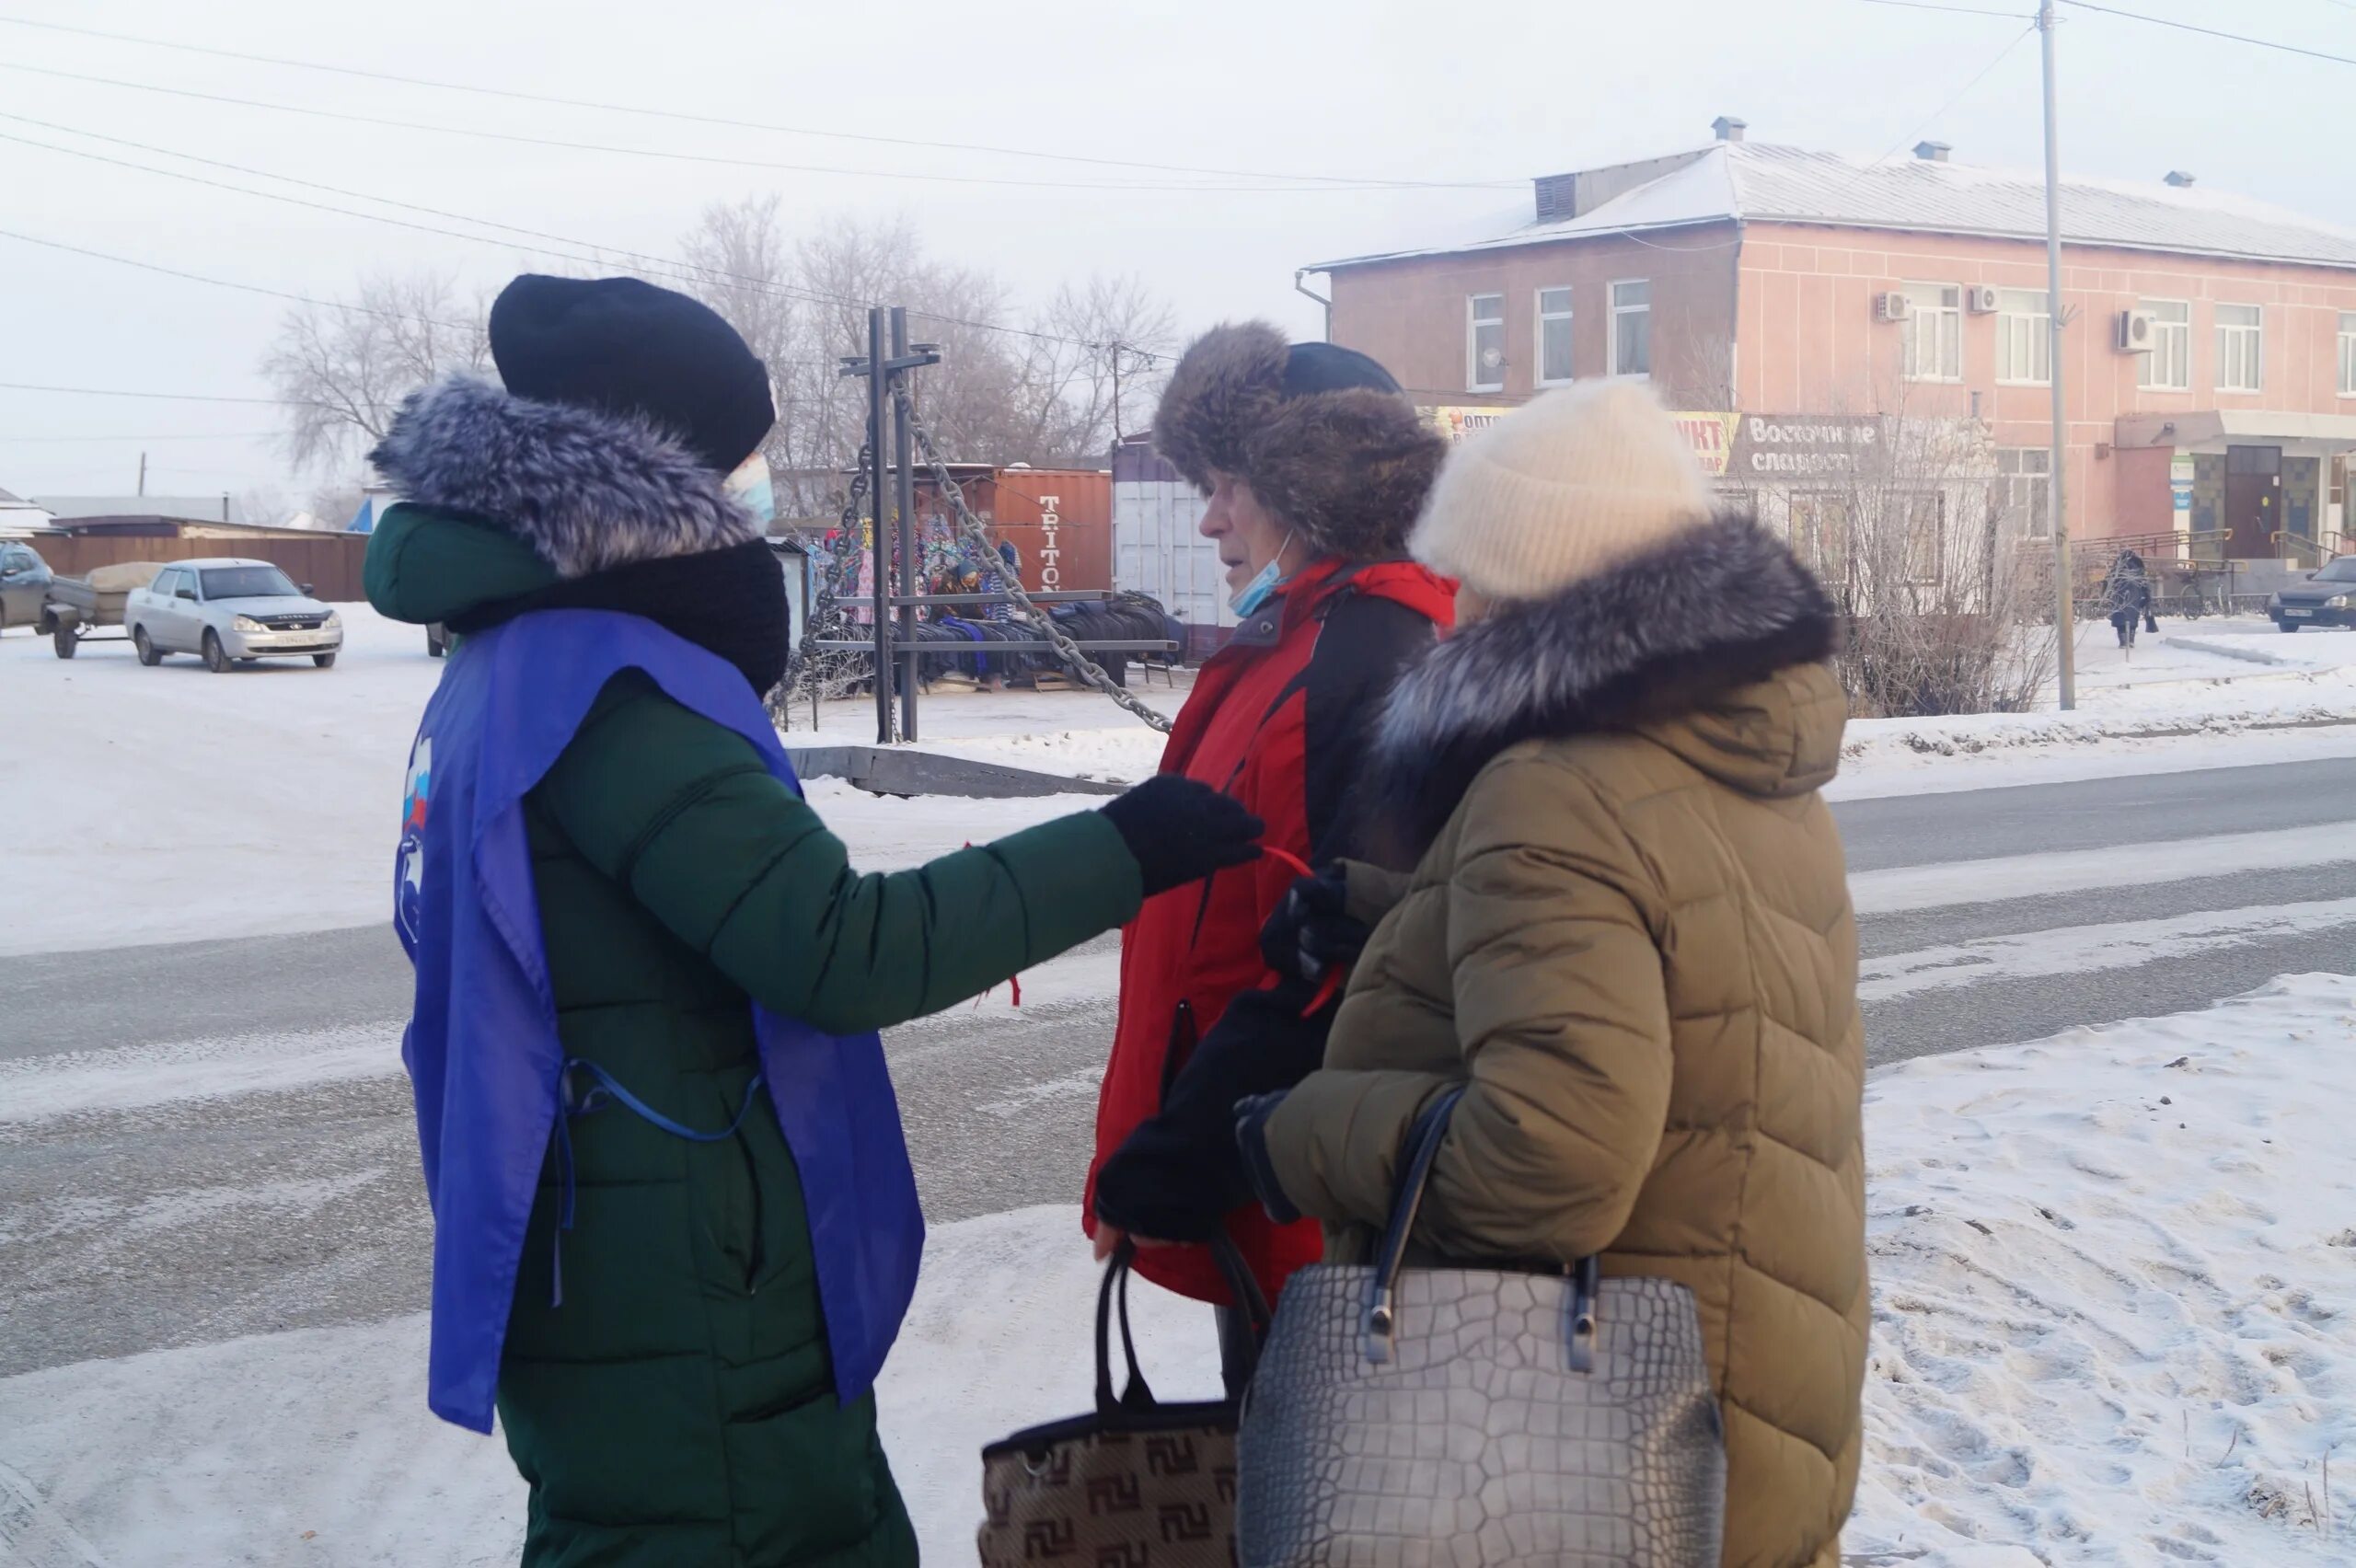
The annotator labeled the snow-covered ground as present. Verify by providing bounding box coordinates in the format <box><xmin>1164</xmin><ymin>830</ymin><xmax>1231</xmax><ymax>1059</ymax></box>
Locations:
<box><xmin>3</xmin><ymin>979</ymin><xmax>2348</xmax><ymax>1567</ymax></box>
<box><xmin>12</xmin><ymin>605</ymin><xmax>2356</xmax><ymax>958</ymax></box>
<box><xmin>0</xmin><ymin>611</ymin><xmax>1108</xmax><ymax>959</ymax></box>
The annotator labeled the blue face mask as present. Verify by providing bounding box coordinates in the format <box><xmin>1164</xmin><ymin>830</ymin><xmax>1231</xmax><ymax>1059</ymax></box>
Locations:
<box><xmin>723</xmin><ymin>452</ymin><xmax>776</xmax><ymax>525</ymax></box>
<box><xmin>1230</xmin><ymin>531</ymin><xmax>1297</xmax><ymax>617</ymax></box>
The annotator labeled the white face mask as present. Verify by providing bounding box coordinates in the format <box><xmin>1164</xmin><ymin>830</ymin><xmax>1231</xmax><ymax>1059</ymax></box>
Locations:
<box><xmin>723</xmin><ymin>451</ymin><xmax>776</xmax><ymax>525</ymax></box>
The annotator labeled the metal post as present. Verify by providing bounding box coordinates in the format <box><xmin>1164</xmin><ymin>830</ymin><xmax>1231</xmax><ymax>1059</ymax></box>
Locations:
<box><xmin>890</xmin><ymin>306</ymin><xmax>921</xmax><ymax>743</ymax></box>
<box><xmin>868</xmin><ymin>307</ymin><xmax>893</xmax><ymax>744</ymax></box>
<box><xmin>2040</xmin><ymin>0</ymin><xmax>2076</xmax><ymax>710</ymax></box>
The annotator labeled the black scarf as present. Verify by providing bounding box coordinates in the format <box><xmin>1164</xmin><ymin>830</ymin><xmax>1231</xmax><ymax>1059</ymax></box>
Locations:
<box><xmin>448</xmin><ymin>539</ymin><xmax>790</xmax><ymax>696</ymax></box>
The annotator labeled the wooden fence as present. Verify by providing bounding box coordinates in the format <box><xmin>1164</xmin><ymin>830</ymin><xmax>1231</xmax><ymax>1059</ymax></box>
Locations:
<box><xmin>27</xmin><ymin>535</ymin><xmax>368</xmax><ymax>602</ymax></box>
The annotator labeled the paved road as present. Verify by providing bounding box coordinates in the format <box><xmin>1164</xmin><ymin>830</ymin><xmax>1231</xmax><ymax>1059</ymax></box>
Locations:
<box><xmin>6</xmin><ymin>753</ymin><xmax>2354</xmax><ymax>1378</ymax></box>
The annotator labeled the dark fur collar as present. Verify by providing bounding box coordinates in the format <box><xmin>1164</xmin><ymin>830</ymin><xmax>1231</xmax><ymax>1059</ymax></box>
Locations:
<box><xmin>368</xmin><ymin>376</ymin><xmax>760</xmax><ymax>580</ymax></box>
<box><xmin>1368</xmin><ymin>512</ymin><xmax>1840</xmax><ymax>861</ymax></box>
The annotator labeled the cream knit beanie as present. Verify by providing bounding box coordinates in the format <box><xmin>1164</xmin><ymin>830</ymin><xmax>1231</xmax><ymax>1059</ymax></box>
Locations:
<box><xmin>1409</xmin><ymin>380</ymin><xmax>1715</xmax><ymax>601</ymax></box>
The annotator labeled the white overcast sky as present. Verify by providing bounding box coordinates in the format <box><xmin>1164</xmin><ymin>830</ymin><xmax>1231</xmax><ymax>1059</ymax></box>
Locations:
<box><xmin>1</xmin><ymin>0</ymin><xmax>2349</xmax><ymax>503</ymax></box>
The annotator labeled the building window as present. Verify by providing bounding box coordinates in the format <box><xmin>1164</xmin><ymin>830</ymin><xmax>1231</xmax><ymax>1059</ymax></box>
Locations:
<box><xmin>1466</xmin><ymin>294</ymin><xmax>1506</xmax><ymax>392</ymax></box>
<box><xmin>1902</xmin><ymin>282</ymin><xmax>1962</xmax><ymax>381</ymax></box>
<box><xmin>1789</xmin><ymin>492</ymin><xmax>1852</xmax><ymax>587</ymax></box>
<box><xmin>1902</xmin><ymin>491</ymin><xmax>1946</xmax><ymax>584</ymax></box>
<box><xmin>1996</xmin><ymin>289</ymin><xmax>2051</xmax><ymax>385</ymax></box>
<box><xmin>2216</xmin><ymin>304</ymin><xmax>2263</xmax><ymax>394</ymax></box>
<box><xmin>2339</xmin><ymin>312</ymin><xmax>2356</xmax><ymax>398</ymax></box>
<box><xmin>1996</xmin><ymin>447</ymin><xmax>2052</xmax><ymax>538</ymax></box>
<box><xmin>1536</xmin><ymin>287</ymin><xmax>1575</xmax><ymax>386</ymax></box>
<box><xmin>2140</xmin><ymin>299</ymin><xmax>2190</xmax><ymax>391</ymax></box>
<box><xmin>1610</xmin><ymin>280</ymin><xmax>1652</xmax><ymax>378</ymax></box>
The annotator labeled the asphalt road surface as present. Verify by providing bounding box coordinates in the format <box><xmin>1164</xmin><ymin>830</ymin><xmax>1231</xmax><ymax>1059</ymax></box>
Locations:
<box><xmin>6</xmin><ymin>753</ymin><xmax>2353</xmax><ymax>1380</ymax></box>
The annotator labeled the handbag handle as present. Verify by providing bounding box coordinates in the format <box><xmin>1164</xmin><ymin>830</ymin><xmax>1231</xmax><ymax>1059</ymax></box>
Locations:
<box><xmin>1094</xmin><ymin>1232</ymin><xmax>1273</xmax><ymax>1415</ymax></box>
<box><xmin>1361</xmin><ymin>1085</ymin><xmax>1603</xmax><ymax>1372</ymax></box>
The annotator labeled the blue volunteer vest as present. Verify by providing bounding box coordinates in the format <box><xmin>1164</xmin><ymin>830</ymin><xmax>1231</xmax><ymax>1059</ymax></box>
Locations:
<box><xmin>393</xmin><ymin>608</ymin><xmax>925</xmax><ymax>1435</ymax></box>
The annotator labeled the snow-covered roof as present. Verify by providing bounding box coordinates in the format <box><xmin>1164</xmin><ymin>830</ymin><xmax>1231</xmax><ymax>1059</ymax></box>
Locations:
<box><xmin>1315</xmin><ymin>143</ymin><xmax>2356</xmax><ymax>271</ymax></box>
<box><xmin>34</xmin><ymin>494</ymin><xmax>230</xmax><ymax>522</ymax></box>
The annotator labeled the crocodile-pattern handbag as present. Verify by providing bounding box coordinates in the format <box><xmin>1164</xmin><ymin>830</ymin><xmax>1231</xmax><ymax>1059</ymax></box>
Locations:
<box><xmin>980</xmin><ymin>1238</ymin><xmax>1270</xmax><ymax>1567</ymax></box>
<box><xmin>1236</xmin><ymin>1090</ymin><xmax>1725</xmax><ymax>1567</ymax></box>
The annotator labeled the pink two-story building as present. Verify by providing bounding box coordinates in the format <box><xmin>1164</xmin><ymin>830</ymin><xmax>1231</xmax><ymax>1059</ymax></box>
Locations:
<box><xmin>1309</xmin><ymin>119</ymin><xmax>2356</xmax><ymax>579</ymax></box>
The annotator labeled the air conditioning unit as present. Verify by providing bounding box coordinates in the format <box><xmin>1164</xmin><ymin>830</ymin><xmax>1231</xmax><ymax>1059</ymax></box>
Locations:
<box><xmin>1876</xmin><ymin>292</ymin><xmax>1912</xmax><ymax>324</ymax></box>
<box><xmin>2117</xmin><ymin>309</ymin><xmax>2158</xmax><ymax>353</ymax></box>
<box><xmin>1965</xmin><ymin>285</ymin><xmax>2001</xmax><ymax>315</ymax></box>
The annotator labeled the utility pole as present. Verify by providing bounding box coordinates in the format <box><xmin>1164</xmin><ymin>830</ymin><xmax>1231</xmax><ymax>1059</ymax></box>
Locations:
<box><xmin>837</xmin><ymin>306</ymin><xmax>942</xmax><ymax>744</ymax></box>
<box><xmin>137</xmin><ymin>451</ymin><xmax>146</xmax><ymax>498</ymax></box>
<box><xmin>1109</xmin><ymin>340</ymin><xmax>1125</xmax><ymax>444</ymax></box>
<box><xmin>889</xmin><ymin>306</ymin><xmax>921</xmax><ymax>744</ymax></box>
<box><xmin>2040</xmin><ymin>0</ymin><xmax>2076</xmax><ymax>710</ymax></box>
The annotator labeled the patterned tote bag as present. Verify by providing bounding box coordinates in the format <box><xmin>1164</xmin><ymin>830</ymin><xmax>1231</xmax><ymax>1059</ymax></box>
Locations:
<box><xmin>981</xmin><ymin>1238</ymin><xmax>1269</xmax><ymax>1567</ymax></box>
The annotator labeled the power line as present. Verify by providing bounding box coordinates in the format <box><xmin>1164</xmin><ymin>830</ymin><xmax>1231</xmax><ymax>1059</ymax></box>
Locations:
<box><xmin>2058</xmin><ymin>1</ymin><xmax>2356</xmax><ymax>65</ymax></box>
<box><xmin>1859</xmin><ymin>0</ymin><xmax>2030</xmax><ymax>16</ymax></box>
<box><xmin>0</xmin><ymin>430</ymin><xmax>278</xmax><ymax>443</ymax></box>
<box><xmin>0</xmin><ymin>118</ymin><xmax>1172</xmax><ymax>364</ymax></box>
<box><xmin>0</xmin><ymin>225</ymin><xmax>481</xmax><ymax>329</ymax></box>
<box><xmin>1862</xmin><ymin>21</ymin><xmax>2038</xmax><ymax>169</ymax></box>
<box><xmin>0</xmin><ymin>11</ymin><xmax>1516</xmax><ymax>191</ymax></box>
<box><xmin>0</xmin><ymin>58</ymin><xmax>1467</xmax><ymax>194</ymax></box>
<box><xmin>0</xmin><ymin>381</ymin><xmax>317</xmax><ymax>406</ymax></box>
<box><xmin>0</xmin><ymin>110</ymin><xmax>861</xmax><ymax>317</ymax></box>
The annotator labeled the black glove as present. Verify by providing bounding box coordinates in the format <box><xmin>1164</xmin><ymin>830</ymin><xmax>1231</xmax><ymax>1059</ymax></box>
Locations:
<box><xmin>1259</xmin><ymin>868</ymin><xmax>1370</xmax><ymax>987</ymax></box>
<box><xmin>1100</xmin><ymin>775</ymin><xmax>1264</xmax><ymax>898</ymax></box>
<box><xmin>1093</xmin><ymin>988</ymin><xmax>1328</xmax><ymax>1241</ymax></box>
<box><xmin>1234</xmin><ymin>1091</ymin><xmax>1301</xmax><ymax>1226</ymax></box>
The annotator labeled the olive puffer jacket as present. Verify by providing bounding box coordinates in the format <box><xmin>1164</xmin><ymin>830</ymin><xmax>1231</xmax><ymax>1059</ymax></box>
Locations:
<box><xmin>1262</xmin><ymin>514</ymin><xmax>1866</xmax><ymax>1568</ymax></box>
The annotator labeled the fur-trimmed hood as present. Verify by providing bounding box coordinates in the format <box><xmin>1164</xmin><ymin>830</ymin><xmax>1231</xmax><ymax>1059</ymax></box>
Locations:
<box><xmin>1368</xmin><ymin>511</ymin><xmax>1844</xmax><ymax>859</ymax></box>
<box><xmin>1152</xmin><ymin>321</ymin><xmax>1444</xmax><ymax>563</ymax></box>
<box><xmin>367</xmin><ymin>375</ymin><xmax>761</xmax><ymax>580</ymax></box>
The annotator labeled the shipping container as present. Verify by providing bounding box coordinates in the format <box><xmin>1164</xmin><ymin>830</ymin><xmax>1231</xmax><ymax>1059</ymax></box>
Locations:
<box><xmin>983</xmin><ymin>467</ymin><xmax>1112</xmax><ymax>594</ymax></box>
<box><xmin>1111</xmin><ymin>437</ymin><xmax>1230</xmax><ymax>660</ymax></box>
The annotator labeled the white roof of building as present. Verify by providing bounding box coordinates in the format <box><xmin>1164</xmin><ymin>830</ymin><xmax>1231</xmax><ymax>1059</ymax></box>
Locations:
<box><xmin>32</xmin><ymin>494</ymin><xmax>229</xmax><ymax>522</ymax></box>
<box><xmin>1315</xmin><ymin>143</ymin><xmax>2356</xmax><ymax>271</ymax></box>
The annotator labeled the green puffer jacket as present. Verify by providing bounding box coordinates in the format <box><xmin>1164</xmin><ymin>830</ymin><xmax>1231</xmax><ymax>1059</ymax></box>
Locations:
<box><xmin>369</xmin><ymin>502</ymin><xmax>1140</xmax><ymax>1568</ymax></box>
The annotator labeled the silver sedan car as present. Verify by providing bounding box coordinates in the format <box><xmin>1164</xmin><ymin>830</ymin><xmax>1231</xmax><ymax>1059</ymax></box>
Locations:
<box><xmin>124</xmin><ymin>559</ymin><xmax>345</xmax><ymax>672</ymax></box>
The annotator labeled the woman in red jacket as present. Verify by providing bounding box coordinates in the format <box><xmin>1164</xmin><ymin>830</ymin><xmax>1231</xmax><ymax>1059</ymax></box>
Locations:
<box><xmin>1088</xmin><ymin>322</ymin><xmax>1452</xmax><ymax>1378</ymax></box>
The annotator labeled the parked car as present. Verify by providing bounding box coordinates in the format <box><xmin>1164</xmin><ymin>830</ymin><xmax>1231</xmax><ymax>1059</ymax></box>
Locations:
<box><xmin>124</xmin><ymin>559</ymin><xmax>344</xmax><ymax>672</ymax></box>
<box><xmin>1</xmin><ymin>540</ymin><xmax>52</xmax><ymax>631</ymax></box>
<box><xmin>2268</xmin><ymin>556</ymin><xmax>2356</xmax><ymax>631</ymax></box>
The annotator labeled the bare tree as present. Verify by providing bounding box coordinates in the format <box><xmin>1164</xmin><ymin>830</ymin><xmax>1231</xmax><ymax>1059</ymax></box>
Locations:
<box><xmin>1765</xmin><ymin>390</ymin><xmax>2056</xmax><ymax>717</ymax></box>
<box><xmin>306</xmin><ymin>477</ymin><xmax>366</xmax><ymax>532</ymax></box>
<box><xmin>260</xmin><ymin>273</ymin><xmax>491</xmax><ymax>473</ymax></box>
<box><xmin>230</xmin><ymin>486</ymin><xmax>291</xmax><ymax>527</ymax></box>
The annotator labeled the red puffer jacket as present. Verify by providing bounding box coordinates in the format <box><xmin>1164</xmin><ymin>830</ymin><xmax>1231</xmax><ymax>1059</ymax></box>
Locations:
<box><xmin>1085</xmin><ymin>556</ymin><xmax>1454</xmax><ymax>1307</ymax></box>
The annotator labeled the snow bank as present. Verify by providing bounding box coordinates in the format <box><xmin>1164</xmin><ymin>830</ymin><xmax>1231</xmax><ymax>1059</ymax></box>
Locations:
<box><xmin>1849</xmin><ymin>973</ymin><xmax>2354</xmax><ymax>1563</ymax></box>
<box><xmin>4</xmin><ymin>979</ymin><xmax>2350</xmax><ymax>1565</ymax></box>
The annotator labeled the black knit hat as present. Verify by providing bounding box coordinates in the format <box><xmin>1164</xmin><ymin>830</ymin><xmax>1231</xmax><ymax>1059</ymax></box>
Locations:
<box><xmin>489</xmin><ymin>275</ymin><xmax>775</xmax><ymax>473</ymax></box>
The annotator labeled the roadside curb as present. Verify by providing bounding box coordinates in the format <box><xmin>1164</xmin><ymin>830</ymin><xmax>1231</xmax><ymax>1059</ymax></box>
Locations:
<box><xmin>2159</xmin><ymin>635</ymin><xmax>2294</xmax><ymax>668</ymax></box>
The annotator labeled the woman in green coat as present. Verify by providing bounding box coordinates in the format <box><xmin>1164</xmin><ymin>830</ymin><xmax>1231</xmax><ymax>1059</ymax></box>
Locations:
<box><xmin>368</xmin><ymin>275</ymin><xmax>1259</xmax><ymax>1567</ymax></box>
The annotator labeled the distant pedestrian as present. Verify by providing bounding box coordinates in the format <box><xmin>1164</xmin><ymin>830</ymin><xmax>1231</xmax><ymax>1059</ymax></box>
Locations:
<box><xmin>365</xmin><ymin>273</ymin><xmax>1262</xmax><ymax>1568</ymax></box>
<box><xmin>1237</xmin><ymin>381</ymin><xmax>1866</xmax><ymax>1565</ymax></box>
<box><xmin>2106</xmin><ymin>548</ymin><xmax>2153</xmax><ymax>648</ymax></box>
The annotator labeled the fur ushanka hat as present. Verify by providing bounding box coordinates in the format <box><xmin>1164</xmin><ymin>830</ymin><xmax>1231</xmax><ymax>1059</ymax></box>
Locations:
<box><xmin>1151</xmin><ymin>321</ymin><xmax>1445</xmax><ymax>563</ymax></box>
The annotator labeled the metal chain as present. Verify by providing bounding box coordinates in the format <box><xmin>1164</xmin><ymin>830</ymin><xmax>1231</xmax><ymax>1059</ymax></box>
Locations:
<box><xmin>770</xmin><ymin>447</ymin><xmax>874</xmax><ymax>724</ymax></box>
<box><xmin>895</xmin><ymin>386</ymin><xmax>1173</xmax><ymax>733</ymax></box>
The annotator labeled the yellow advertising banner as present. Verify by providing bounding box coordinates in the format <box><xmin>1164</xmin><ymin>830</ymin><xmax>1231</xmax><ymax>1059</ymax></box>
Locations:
<box><xmin>1669</xmin><ymin>411</ymin><xmax>1741</xmax><ymax>478</ymax></box>
<box><xmin>1426</xmin><ymin>405</ymin><xmax>1741</xmax><ymax>480</ymax></box>
<box><xmin>1422</xmin><ymin>406</ymin><xmax>1512</xmax><ymax>444</ymax></box>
